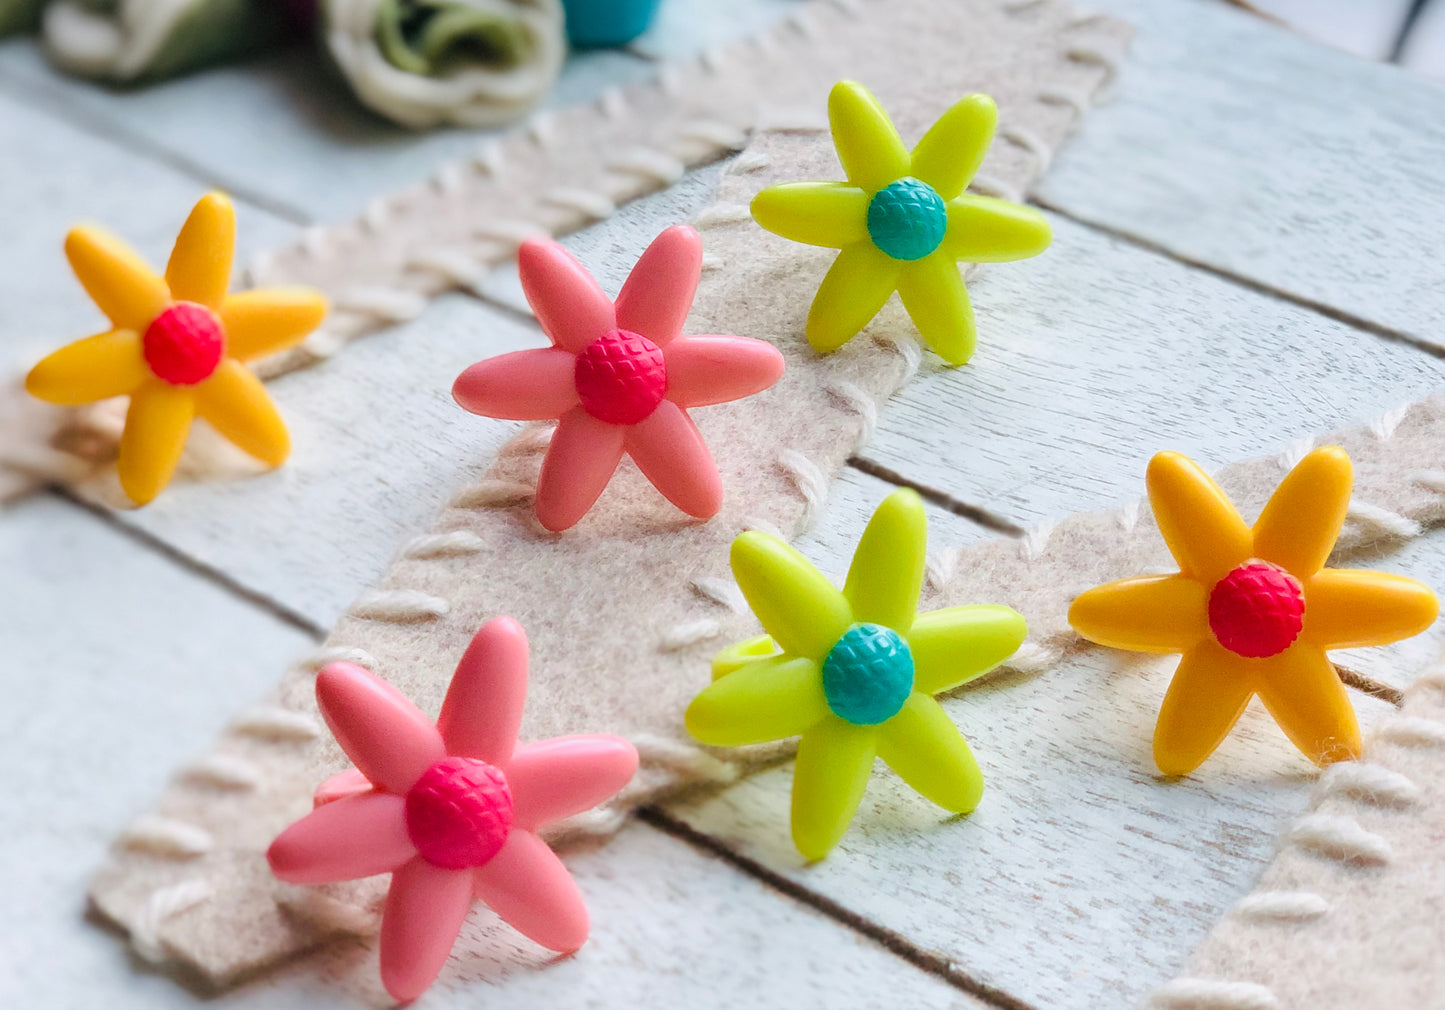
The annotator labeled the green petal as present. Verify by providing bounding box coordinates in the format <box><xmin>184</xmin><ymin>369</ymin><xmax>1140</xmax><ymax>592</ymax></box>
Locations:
<box><xmin>896</xmin><ymin>252</ymin><xmax>976</xmax><ymax>365</ymax></box>
<box><xmin>877</xmin><ymin>694</ymin><xmax>983</xmax><ymax>813</ymax></box>
<box><xmin>843</xmin><ymin>488</ymin><xmax>927</xmax><ymax>632</ymax></box>
<box><xmin>731</xmin><ymin>531</ymin><xmax>853</xmax><ymax>661</ymax></box>
<box><xmin>751</xmin><ymin>182</ymin><xmax>870</xmax><ymax>249</ymax></box>
<box><xmin>909</xmin><ymin>93</ymin><xmax>997</xmax><ymax>201</ymax></box>
<box><xmin>908</xmin><ymin>604</ymin><xmax>1027</xmax><ymax>695</ymax></box>
<box><xmin>805</xmin><ymin>243</ymin><xmax>901</xmax><ymax>353</ymax></box>
<box><xmin>791</xmin><ymin>719</ymin><xmax>877</xmax><ymax>860</ymax></box>
<box><xmin>944</xmin><ymin>196</ymin><xmax>1052</xmax><ymax>263</ymax></box>
<box><xmin>828</xmin><ymin>80</ymin><xmax>909</xmax><ymax>193</ymax></box>
<box><xmin>685</xmin><ymin>654</ymin><xmax>827</xmax><ymax>747</ymax></box>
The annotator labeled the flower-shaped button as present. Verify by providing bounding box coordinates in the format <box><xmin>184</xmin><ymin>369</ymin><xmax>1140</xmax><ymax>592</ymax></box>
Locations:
<box><xmin>1069</xmin><ymin>447</ymin><xmax>1438</xmax><ymax>775</ymax></box>
<box><xmin>751</xmin><ymin>81</ymin><xmax>1052</xmax><ymax>365</ymax></box>
<box><xmin>24</xmin><ymin>193</ymin><xmax>328</xmax><ymax>504</ymax></box>
<box><xmin>267</xmin><ymin>616</ymin><xmax>638</xmax><ymax>1002</ymax></box>
<box><xmin>685</xmin><ymin>489</ymin><xmax>1027</xmax><ymax>860</ymax></box>
<box><xmin>453</xmin><ymin>226</ymin><xmax>785</xmax><ymax>532</ymax></box>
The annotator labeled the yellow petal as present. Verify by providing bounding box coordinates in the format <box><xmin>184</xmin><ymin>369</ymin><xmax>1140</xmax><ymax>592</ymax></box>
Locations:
<box><xmin>843</xmin><ymin>488</ymin><xmax>927</xmax><ymax>632</ymax></box>
<box><xmin>685</xmin><ymin>654</ymin><xmax>827</xmax><ymax>746</ymax></box>
<box><xmin>65</xmin><ymin>225</ymin><xmax>170</xmax><ymax>331</ymax></box>
<box><xmin>805</xmin><ymin>243</ymin><xmax>901</xmax><ymax>353</ymax></box>
<box><xmin>711</xmin><ymin>635</ymin><xmax>781</xmax><ymax>681</ymax></box>
<box><xmin>1303</xmin><ymin>568</ymin><xmax>1438</xmax><ymax>650</ymax></box>
<box><xmin>166</xmin><ymin>192</ymin><xmax>236</xmax><ymax>309</ymax></box>
<box><xmin>908</xmin><ymin>604</ymin><xmax>1027</xmax><ymax>695</ymax></box>
<box><xmin>220</xmin><ymin>288</ymin><xmax>329</xmax><ymax>361</ymax></box>
<box><xmin>909</xmin><ymin>93</ymin><xmax>997</xmax><ymax>200</ymax></box>
<box><xmin>1146</xmin><ymin>451</ymin><xmax>1252</xmax><ymax>583</ymax></box>
<box><xmin>1153</xmin><ymin>640</ymin><xmax>1254</xmax><ymax>776</ymax></box>
<box><xmin>944</xmin><ymin>196</ymin><xmax>1053</xmax><ymax>262</ymax></box>
<box><xmin>194</xmin><ymin>358</ymin><xmax>290</xmax><ymax>466</ymax></box>
<box><xmin>730</xmin><ymin>531</ymin><xmax>852</xmax><ymax>661</ymax></box>
<box><xmin>1254</xmin><ymin>643</ymin><xmax>1361</xmax><ymax>766</ymax></box>
<box><xmin>1068</xmin><ymin>575</ymin><xmax>1209</xmax><ymax>654</ymax></box>
<box><xmin>1252</xmin><ymin>445</ymin><xmax>1351</xmax><ymax>578</ymax></box>
<box><xmin>876</xmin><ymin>693</ymin><xmax>983</xmax><ymax>813</ymax></box>
<box><xmin>25</xmin><ymin>329</ymin><xmax>146</xmax><ymax>405</ymax></box>
<box><xmin>791</xmin><ymin>719</ymin><xmax>877</xmax><ymax>860</ymax></box>
<box><xmin>750</xmin><ymin>182</ymin><xmax>870</xmax><ymax>249</ymax></box>
<box><xmin>117</xmin><ymin>381</ymin><xmax>194</xmax><ymax>505</ymax></box>
<box><xmin>828</xmin><ymin>80</ymin><xmax>909</xmax><ymax>193</ymax></box>
<box><xmin>896</xmin><ymin>252</ymin><xmax>975</xmax><ymax>364</ymax></box>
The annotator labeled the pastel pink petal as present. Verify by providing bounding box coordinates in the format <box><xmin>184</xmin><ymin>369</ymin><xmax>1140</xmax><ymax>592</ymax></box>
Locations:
<box><xmin>663</xmin><ymin>335</ymin><xmax>785</xmax><ymax>407</ymax></box>
<box><xmin>472</xmin><ymin>829</ymin><xmax>589</xmax><ymax>952</ymax></box>
<box><xmin>518</xmin><ymin>239</ymin><xmax>615</xmax><ymax>353</ymax></box>
<box><xmin>313</xmin><ymin>767</ymin><xmax>372</xmax><ymax>807</ymax></box>
<box><xmin>267</xmin><ymin>792</ymin><xmax>415</xmax><ymax>884</ymax></box>
<box><xmin>379</xmin><ymin>859</ymin><xmax>475</xmax><ymax>1003</ymax></box>
<box><xmin>315</xmin><ymin>663</ymin><xmax>446</xmax><ymax>795</ymax></box>
<box><xmin>452</xmin><ymin>348</ymin><xmax>579</xmax><ymax>420</ymax></box>
<box><xmin>624</xmin><ymin>400</ymin><xmax>722</xmax><ymax>518</ymax></box>
<box><xmin>438</xmin><ymin>615</ymin><xmax>530</xmax><ymax>764</ymax></box>
<box><xmin>535</xmin><ymin>406</ymin><xmax>626</xmax><ymax>532</ymax></box>
<box><xmin>508</xmin><ymin>735</ymin><xmax>639</xmax><ymax>831</ymax></box>
<box><xmin>614</xmin><ymin>225</ymin><xmax>702</xmax><ymax>346</ymax></box>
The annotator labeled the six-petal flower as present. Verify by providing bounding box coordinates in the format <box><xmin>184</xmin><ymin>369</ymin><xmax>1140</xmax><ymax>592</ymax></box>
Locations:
<box><xmin>24</xmin><ymin>192</ymin><xmax>328</xmax><ymax>504</ymax></box>
<box><xmin>452</xmin><ymin>226</ymin><xmax>785</xmax><ymax>531</ymax></box>
<box><xmin>686</xmin><ymin>489</ymin><xmax>1028</xmax><ymax>860</ymax></box>
<box><xmin>267</xmin><ymin>616</ymin><xmax>638</xmax><ymax>1002</ymax></box>
<box><xmin>750</xmin><ymin>80</ymin><xmax>1052</xmax><ymax>365</ymax></box>
<box><xmin>1069</xmin><ymin>447</ymin><xmax>1438</xmax><ymax>775</ymax></box>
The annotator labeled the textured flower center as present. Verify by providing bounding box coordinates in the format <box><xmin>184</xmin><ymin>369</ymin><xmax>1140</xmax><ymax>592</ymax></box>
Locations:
<box><xmin>142</xmin><ymin>301</ymin><xmax>225</xmax><ymax>386</ymax></box>
<box><xmin>866</xmin><ymin>177</ymin><xmax>948</xmax><ymax>261</ymax></box>
<box><xmin>1208</xmin><ymin>561</ymin><xmax>1306</xmax><ymax>659</ymax></box>
<box><xmin>822</xmin><ymin>623</ymin><xmax>915</xmax><ymax>726</ymax></box>
<box><xmin>573</xmin><ymin>328</ymin><xmax>668</xmax><ymax>425</ymax></box>
<box><xmin>405</xmin><ymin>756</ymin><xmax>514</xmax><ymax>870</ymax></box>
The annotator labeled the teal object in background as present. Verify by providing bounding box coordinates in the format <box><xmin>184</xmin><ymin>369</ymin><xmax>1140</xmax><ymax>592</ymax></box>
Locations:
<box><xmin>562</xmin><ymin>0</ymin><xmax>661</xmax><ymax>47</ymax></box>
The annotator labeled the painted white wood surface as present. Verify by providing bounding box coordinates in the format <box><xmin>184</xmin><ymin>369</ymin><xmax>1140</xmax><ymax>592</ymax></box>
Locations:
<box><xmin>1402</xmin><ymin>0</ymin><xmax>1445</xmax><ymax>80</ymax></box>
<box><xmin>1249</xmin><ymin>0</ymin><xmax>1414</xmax><ymax>60</ymax></box>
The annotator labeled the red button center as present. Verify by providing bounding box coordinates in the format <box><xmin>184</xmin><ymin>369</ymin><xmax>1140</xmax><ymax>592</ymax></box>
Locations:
<box><xmin>404</xmin><ymin>756</ymin><xmax>514</xmax><ymax>870</ymax></box>
<box><xmin>142</xmin><ymin>301</ymin><xmax>225</xmax><ymax>386</ymax></box>
<box><xmin>573</xmin><ymin>329</ymin><xmax>668</xmax><ymax>425</ymax></box>
<box><xmin>1208</xmin><ymin>561</ymin><xmax>1306</xmax><ymax>658</ymax></box>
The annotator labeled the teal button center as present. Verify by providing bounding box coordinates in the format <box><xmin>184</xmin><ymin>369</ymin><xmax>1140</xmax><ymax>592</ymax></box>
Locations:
<box><xmin>822</xmin><ymin>623</ymin><xmax>915</xmax><ymax>726</ymax></box>
<box><xmin>866</xmin><ymin>177</ymin><xmax>947</xmax><ymax>261</ymax></box>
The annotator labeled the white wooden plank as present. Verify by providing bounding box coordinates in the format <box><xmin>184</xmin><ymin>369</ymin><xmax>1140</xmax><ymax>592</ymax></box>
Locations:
<box><xmin>1038</xmin><ymin>0</ymin><xmax>1445</xmax><ymax>343</ymax></box>
<box><xmin>1248</xmin><ymin>0</ymin><xmax>1413</xmax><ymax>60</ymax></box>
<box><xmin>1402</xmin><ymin>0</ymin><xmax>1445</xmax><ymax>80</ymax></box>
<box><xmin>662</xmin><ymin>643</ymin><xmax>1398</xmax><ymax>1010</ymax></box>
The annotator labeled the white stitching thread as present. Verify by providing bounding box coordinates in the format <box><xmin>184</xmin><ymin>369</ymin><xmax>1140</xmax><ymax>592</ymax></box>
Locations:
<box><xmin>1289</xmin><ymin>813</ymin><xmax>1392</xmax><ymax>865</ymax></box>
<box><xmin>129</xmin><ymin>880</ymin><xmax>214</xmax><ymax>963</ymax></box>
<box><xmin>120</xmin><ymin>816</ymin><xmax>214</xmax><ymax>858</ymax></box>
<box><xmin>404</xmin><ymin>530</ymin><xmax>488</xmax><ymax>559</ymax></box>
<box><xmin>1316</xmin><ymin>762</ymin><xmax>1420</xmax><ymax>808</ymax></box>
<box><xmin>633</xmin><ymin>733</ymin><xmax>741</xmax><ymax>783</ymax></box>
<box><xmin>1231</xmin><ymin>891</ymin><xmax>1330</xmax><ymax>922</ymax></box>
<box><xmin>231</xmin><ymin>707</ymin><xmax>322</xmax><ymax>742</ymax></box>
<box><xmin>1376</xmin><ymin>716</ymin><xmax>1445</xmax><ymax>747</ymax></box>
<box><xmin>347</xmin><ymin>589</ymin><xmax>450</xmax><ymax>623</ymax></box>
<box><xmin>694</xmin><ymin>202</ymin><xmax>754</xmax><ymax>228</ymax></box>
<box><xmin>660</xmin><ymin>619</ymin><xmax>724</xmax><ymax>651</ymax></box>
<box><xmin>1343</xmin><ymin>499</ymin><xmax>1422</xmax><ymax>542</ymax></box>
<box><xmin>1151</xmin><ymin>978</ymin><xmax>1278</xmax><ymax>1010</ymax></box>
<box><xmin>452</xmin><ymin>479</ymin><xmax>535</xmax><ymax>508</ymax></box>
<box><xmin>691</xmin><ymin>576</ymin><xmax>746</xmax><ymax>613</ymax></box>
<box><xmin>777</xmin><ymin>448</ymin><xmax>830</xmax><ymax>532</ymax></box>
<box><xmin>179</xmin><ymin>754</ymin><xmax>262</xmax><ymax>791</ymax></box>
<box><xmin>296</xmin><ymin>646</ymin><xmax>378</xmax><ymax>672</ymax></box>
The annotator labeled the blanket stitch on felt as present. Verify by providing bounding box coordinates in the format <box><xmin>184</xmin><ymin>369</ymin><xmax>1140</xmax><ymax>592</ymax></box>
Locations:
<box><xmin>86</xmin><ymin>0</ymin><xmax>1130</xmax><ymax>987</ymax></box>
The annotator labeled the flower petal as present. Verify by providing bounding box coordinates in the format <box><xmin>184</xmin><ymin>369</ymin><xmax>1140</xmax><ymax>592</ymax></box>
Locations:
<box><xmin>614</xmin><ymin>224</ymin><xmax>701</xmax><ymax>346</ymax></box>
<box><xmin>116</xmin><ymin>381</ymin><xmax>194</xmax><ymax>506</ymax></box>
<box><xmin>165</xmin><ymin>192</ymin><xmax>235</xmax><ymax>310</ymax></box>
<box><xmin>379</xmin><ymin>859</ymin><xmax>474</xmax><ymax>1003</ymax></box>
<box><xmin>711</xmin><ymin>635</ymin><xmax>781</xmax><ymax>681</ymax></box>
<box><xmin>1153</xmin><ymin>640</ymin><xmax>1255</xmax><ymax>776</ymax></box>
<box><xmin>731</xmin><ymin>531</ymin><xmax>852</xmax><ymax>661</ymax></box>
<box><xmin>25</xmin><ymin>329</ymin><xmax>146</xmax><ymax>405</ymax></box>
<box><xmin>472</xmin><ymin>828</ymin><xmax>589</xmax><ymax>952</ymax></box>
<box><xmin>518</xmin><ymin>239</ymin><xmax>615</xmax><ymax>353</ymax></box>
<box><xmin>624</xmin><ymin>400</ymin><xmax>721</xmax><ymax>518</ymax></box>
<box><xmin>1302</xmin><ymin>569</ymin><xmax>1438</xmax><ymax>649</ymax></box>
<box><xmin>943</xmin><ymin>196</ymin><xmax>1053</xmax><ymax>262</ymax></box>
<box><xmin>219</xmin><ymin>288</ymin><xmax>328</xmax><ymax>361</ymax></box>
<box><xmin>534</xmin><ymin>406</ymin><xmax>626</xmax><ymax>531</ymax></box>
<box><xmin>791</xmin><ymin>719</ymin><xmax>877</xmax><ymax>860</ymax></box>
<box><xmin>193</xmin><ymin>359</ymin><xmax>290</xmax><ymax>466</ymax></box>
<box><xmin>896</xmin><ymin>253</ymin><xmax>975</xmax><ymax>365</ymax></box>
<box><xmin>507</xmin><ymin>735</ymin><xmax>638</xmax><ymax>831</ymax></box>
<box><xmin>750</xmin><ymin>182</ymin><xmax>870</xmax><ymax>248</ymax></box>
<box><xmin>65</xmin><ymin>225</ymin><xmax>170</xmax><ymax>331</ymax></box>
<box><xmin>686</xmin><ymin>654</ymin><xmax>828</xmax><ymax>746</ymax></box>
<box><xmin>805</xmin><ymin>243</ymin><xmax>901</xmax><ymax>353</ymax></box>
<box><xmin>1068</xmin><ymin>575</ymin><xmax>1209</xmax><ymax>655</ymax></box>
<box><xmin>267</xmin><ymin>792</ymin><xmax>414</xmax><ymax>884</ymax></box>
<box><xmin>843</xmin><ymin>488</ymin><xmax>927</xmax><ymax>632</ymax></box>
<box><xmin>1146</xmin><ymin>451</ymin><xmax>1252</xmax><ymax>582</ymax></box>
<box><xmin>437</xmin><ymin>616</ymin><xmax>530</xmax><ymax>764</ymax></box>
<box><xmin>908</xmin><ymin>604</ymin><xmax>1028</xmax><ymax>695</ymax></box>
<box><xmin>828</xmin><ymin>80</ymin><xmax>909</xmax><ymax>193</ymax></box>
<box><xmin>1252</xmin><ymin>445</ymin><xmax>1352</xmax><ymax>578</ymax></box>
<box><xmin>908</xmin><ymin>93</ymin><xmax>997</xmax><ymax>200</ymax></box>
<box><xmin>1254</xmin><ymin>643</ymin><xmax>1362</xmax><ymax>765</ymax></box>
<box><xmin>876</xmin><ymin>693</ymin><xmax>983</xmax><ymax>813</ymax></box>
<box><xmin>315</xmin><ymin>662</ymin><xmax>445</xmax><ymax>795</ymax></box>
<box><xmin>663</xmin><ymin>335</ymin><xmax>784</xmax><ymax>408</ymax></box>
<box><xmin>313</xmin><ymin>767</ymin><xmax>372</xmax><ymax>806</ymax></box>
<box><xmin>452</xmin><ymin>347</ymin><xmax>579</xmax><ymax>420</ymax></box>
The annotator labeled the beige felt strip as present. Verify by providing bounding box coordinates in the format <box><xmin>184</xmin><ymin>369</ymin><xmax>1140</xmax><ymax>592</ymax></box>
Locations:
<box><xmin>88</xmin><ymin>0</ymin><xmax>1129</xmax><ymax>988</ymax></box>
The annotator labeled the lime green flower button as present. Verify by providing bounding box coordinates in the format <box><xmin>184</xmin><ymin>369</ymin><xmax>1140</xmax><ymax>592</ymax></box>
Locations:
<box><xmin>685</xmin><ymin>489</ymin><xmax>1028</xmax><ymax>860</ymax></box>
<box><xmin>750</xmin><ymin>80</ymin><xmax>1052</xmax><ymax>365</ymax></box>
